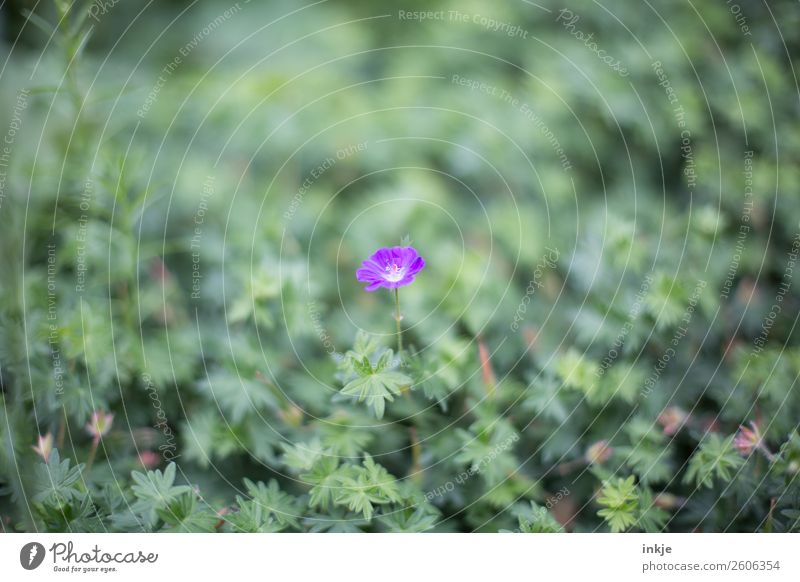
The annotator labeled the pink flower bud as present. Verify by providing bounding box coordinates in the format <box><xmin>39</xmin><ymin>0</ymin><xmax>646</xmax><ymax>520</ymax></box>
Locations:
<box><xmin>86</xmin><ymin>410</ymin><xmax>114</xmax><ymax>442</ymax></box>
<box><xmin>32</xmin><ymin>433</ymin><xmax>54</xmax><ymax>462</ymax></box>
<box><xmin>137</xmin><ymin>450</ymin><xmax>160</xmax><ymax>469</ymax></box>
<box><xmin>657</xmin><ymin>406</ymin><xmax>688</xmax><ymax>436</ymax></box>
<box><xmin>733</xmin><ymin>421</ymin><xmax>762</xmax><ymax>456</ymax></box>
<box><xmin>653</xmin><ymin>493</ymin><xmax>685</xmax><ymax>510</ymax></box>
<box><xmin>585</xmin><ymin>440</ymin><xmax>613</xmax><ymax>464</ymax></box>
<box><xmin>150</xmin><ymin>257</ymin><xmax>171</xmax><ymax>284</ymax></box>
<box><xmin>478</xmin><ymin>338</ymin><xmax>497</xmax><ymax>391</ymax></box>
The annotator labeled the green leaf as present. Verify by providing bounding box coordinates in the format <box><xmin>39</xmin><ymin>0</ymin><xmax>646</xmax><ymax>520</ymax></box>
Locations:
<box><xmin>320</xmin><ymin>418</ymin><xmax>375</xmax><ymax>457</ymax></box>
<box><xmin>380</xmin><ymin>504</ymin><xmax>439</xmax><ymax>532</ymax></box>
<box><xmin>505</xmin><ymin>502</ymin><xmax>564</xmax><ymax>533</ymax></box>
<box><xmin>32</xmin><ymin>450</ymin><xmax>85</xmax><ymax>503</ymax></box>
<box><xmin>361</xmin><ymin>455</ymin><xmax>402</xmax><ymax>503</ymax></box>
<box><xmin>197</xmin><ymin>372</ymin><xmax>279</xmax><ymax>423</ymax></box>
<box><xmin>556</xmin><ymin>349</ymin><xmax>600</xmax><ymax>397</ymax></box>
<box><xmin>334</xmin><ymin>483</ymin><xmax>384</xmax><ymax>521</ymax></box>
<box><xmin>281</xmin><ymin>439</ymin><xmax>325</xmax><ymax>473</ymax></box>
<box><xmin>130</xmin><ymin>463</ymin><xmax>192</xmax><ymax>506</ymax></box>
<box><xmin>684</xmin><ymin>434</ymin><xmax>743</xmax><ymax>489</ymax></box>
<box><xmin>157</xmin><ymin>493</ymin><xmax>219</xmax><ymax>532</ymax></box>
<box><xmin>242</xmin><ymin>479</ymin><xmax>302</xmax><ymax>530</ymax></box>
<box><xmin>332</xmin><ymin>456</ymin><xmax>402</xmax><ymax>520</ymax></box>
<box><xmin>644</xmin><ymin>273</ymin><xmax>690</xmax><ymax>329</ymax></box>
<box><xmin>637</xmin><ymin>487</ymin><xmax>669</xmax><ymax>533</ymax></box>
<box><xmin>597</xmin><ymin>476</ymin><xmax>639</xmax><ymax>532</ymax></box>
<box><xmin>622</xmin><ymin>418</ymin><xmax>673</xmax><ymax>484</ymax></box>
<box><xmin>340</xmin><ymin>368</ymin><xmax>411</xmax><ymax>419</ymax></box>
<box><xmin>226</xmin><ymin>497</ymin><xmax>287</xmax><ymax>532</ymax></box>
<box><xmin>303</xmin><ymin>456</ymin><xmax>342</xmax><ymax>511</ymax></box>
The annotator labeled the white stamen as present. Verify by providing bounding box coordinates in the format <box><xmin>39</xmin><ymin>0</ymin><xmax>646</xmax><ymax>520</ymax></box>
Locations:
<box><xmin>384</xmin><ymin>262</ymin><xmax>405</xmax><ymax>282</ymax></box>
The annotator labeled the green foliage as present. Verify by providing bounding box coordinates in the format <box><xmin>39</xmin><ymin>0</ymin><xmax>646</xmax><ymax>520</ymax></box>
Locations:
<box><xmin>32</xmin><ymin>451</ymin><xmax>85</xmax><ymax>504</ymax></box>
<box><xmin>637</xmin><ymin>487</ymin><xmax>670</xmax><ymax>533</ymax></box>
<box><xmin>621</xmin><ymin>419</ymin><xmax>673</xmax><ymax>485</ymax></box>
<box><xmin>157</xmin><ymin>494</ymin><xmax>219</xmax><ymax>533</ymax></box>
<box><xmin>127</xmin><ymin>463</ymin><xmax>194</xmax><ymax>529</ymax></box>
<box><xmin>597</xmin><ymin>477</ymin><xmax>640</xmax><ymax>533</ymax></box>
<box><xmin>130</xmin><ymin>463</ymin><xmax>192</xmax><ymax>506</ymax></box>
<box><xmin>556</xmin><ymin>349</ymin><xmax>600</xmax><ymax>394</ymax></box>
<box><xmin>339</xmin><ymin>348</ymin><xmax>412</xmax><ymax>419</ymax></box>
<box><xmin>684</xmin><ymin>434</ymin><xmax>744</xmax><ymax>489</ymax></box>
<box><xmin>644</xmin><ymin>274</ymin><xmax>690</xmax><ymax>330</ymax></box>
<box><xmin>506</xmin><ymin>502</ymin><xmax>564</xmax><ymax>533</ymax></box>
<box><xmin>595</xmin><ymin>475</ymin><xmax>669</xmax><ymax>533</ymax></box>
<box><xmin>331</xmin><ymin>456</ymin><xmax>403</xmax><ymax>521</ymax></box>
<box><xmin>240</xmin><ymin>479</ymin><xmax>302</xmax><ymax>530</ymax></box>
<box><xmin>379</xmin><ymin>505</ymin><xmax>440</xmax><ymax>533</ymax></box>
<box><xmin>302</xmin><ymin>455</ymin><xmax>343</xmax><ymax>512</ymax></box>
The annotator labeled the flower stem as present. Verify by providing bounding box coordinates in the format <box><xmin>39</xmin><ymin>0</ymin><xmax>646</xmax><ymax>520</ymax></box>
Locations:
<box><xmin>57</xmin><ymin>409</ymin><xmax>66</xmax><ymax>449</ymax></box>
<box><xmin>556</xmin><ymin>458</ymin><xmax>587</xmax><ymax>476</ymax></box>
<box><xmin>758</xmin><ymin>443</ymin><xmax>776</xmax><ymax>463</ymax></box>
<box><xmin>394</xmin><ymin>287</ymin><xmax>403</xmax><ymax>355</ymax></box>
<box><xmin>85</xmin><ymin>438</ymin><xmax>99</xmax><ymax>476</ymax></box>
<box><xmin>409</xmin><ymin>426</ymin><xmax>422</xmax><ymax>484</ymax></box>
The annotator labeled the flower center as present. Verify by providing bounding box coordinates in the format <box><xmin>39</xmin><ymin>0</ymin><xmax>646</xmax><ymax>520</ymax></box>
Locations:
<box><xmin>384</xmin><ymin>262</ymin><xmax>405</xmax><ymax>282</ymax></box>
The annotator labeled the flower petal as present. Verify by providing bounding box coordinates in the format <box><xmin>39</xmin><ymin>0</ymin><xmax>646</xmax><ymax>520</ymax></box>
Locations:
<box><xmin>357</xmin><ymin>245</ymin><xmax>425</xmax><ymax>291</ymax></box>
<box><xmin>370</xmin><ymin>248</ymin><xmax>393</xmax><ymax>266</ymax></box>
<box><xmin>407</xmin><ymin>256</ymin><xmax>425</xmax><ymax>275</ymax></box>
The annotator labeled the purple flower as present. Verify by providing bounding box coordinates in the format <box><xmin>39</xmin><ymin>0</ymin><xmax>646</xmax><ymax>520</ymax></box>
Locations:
<box><xmin>356</xmin><ymin>246</ymin><xmax>425</xmax><ymax>292</ymax></box>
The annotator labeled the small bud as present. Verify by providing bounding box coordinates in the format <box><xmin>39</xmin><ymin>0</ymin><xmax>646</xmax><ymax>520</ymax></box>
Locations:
<box><xmin>138</xmin><ymin>450</ymin><xmax>160</xmax><ymax>469</ymax></box>
<box><xmin>700</xmin><ymin>416</ymin><xmax>721</xmax><ymax>434</ymax></box>
<box><xmin>736</xmin><ymin>278</ymin><xmax>758</xmax><ymax>303</ymax></box>
<box><xmin>523</xmin><ymin>326</ymin><xmax>540</xmax><ymax>348</ymax></box>
<box><xmin>86</xmin><ymin>410</ymin><xmax>114</xmax><ymax>442</ymax></box>
<box><xmin>653</xmin><ymin>493</ymin><xmax>685</xmax><ymax>510</ymax></box>
<box><xmin>150</xmin><ymin>257</ymin><xmax>171</xmax><ymax>284</ymax></box>
<box><xmin>657</xmin><ymin>406</ymin><xmax>688</xmax><ymax>436</ymax></box>
<box><xmin>478</xmin><ymin>337</ymin><xmax>497</xmax><ymax>394</ymax></box>
<box><xmin>733</xmin><ymin>421</ymin><xmax>762</xmax><ymax>456</ymax></box>
<box><xmin>722</xmin><ymin>338</ymin><xmax>743</xmax><ymax>363</ymax></box>
<box><xmin>132</xmin><ymin>427</ymin><xmax>159</xmax><ymax>448</ymax></box>
<box><xmin>280</xmin><ymin>405</ymin><xmax>304</xmax><ymax>427</ymax></box>
<box><xmin>585</xmin><ymin>440</ymin><xmax>613</xmax><ymax>464</ymax></box>
<box><xmin>32</xmin><ymin>433</ymin><xmax>54</xmax><ymax>462</ymax></box>
<box><xmin>215</xmin><ymin>507</ymin><xmax>231</xmax><ymax>530</ymax></box>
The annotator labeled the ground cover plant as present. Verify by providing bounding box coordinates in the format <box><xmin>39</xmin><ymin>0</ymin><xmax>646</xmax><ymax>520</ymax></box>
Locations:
<box><xmin>0</xmin><ymin>0</ymin><xmax>799</xmax><ymax>532</ymax></box>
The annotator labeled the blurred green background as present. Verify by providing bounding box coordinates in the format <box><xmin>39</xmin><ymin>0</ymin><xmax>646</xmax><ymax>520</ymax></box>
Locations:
<box><xmin>1</xmin><ymin>0</ymin><xmax>799</xmax><ymax>532</ymax></box>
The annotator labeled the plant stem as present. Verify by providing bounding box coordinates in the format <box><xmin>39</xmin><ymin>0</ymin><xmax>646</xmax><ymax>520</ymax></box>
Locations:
<box><xmin>556</xmin><ymin>458</ymin><xmax>587</xmax><ymax>476</ymax></box>
<box><xmin>57</xmin><ymin>408</ymin><xmax>67</xmax><ymax>449</ymax></box>
<box><xmin>85</xmin><ymin>439</ymin><xmax>99</xmax><ymax>476</ymax></box>
<box><xmin>758</xmin><ymin>443</ymin><xmax>776</xmax><ymax>463</ymax></box>
<box><xmin>766</xmin><ymin>497</ymin><xmax>776</xmax><ymax>532</ymax></box>
<box><xmin>2</xmin><ymin>389</ymin><xmax>36</xmax><ymax>531</ymax></box>
<box><xmin>393</xmin><ymin>287</ymin><xmax>403</xmax><ymax>355</ymax></box>
<box><xmin>409</xmin><ymin>426</ymin><xmax>422</xmax><ymax>485</ymax></box>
